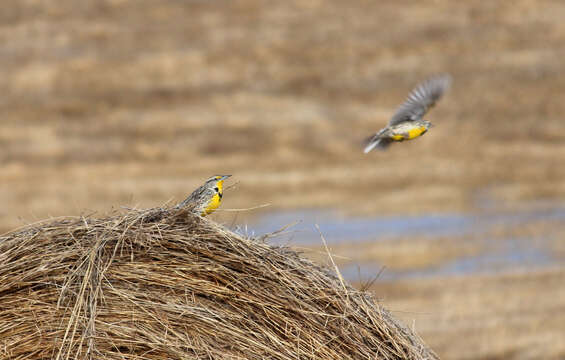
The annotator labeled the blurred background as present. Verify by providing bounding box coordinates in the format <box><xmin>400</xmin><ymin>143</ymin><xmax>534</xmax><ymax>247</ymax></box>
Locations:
<box><xmin>1</xmin><ymin>0</ymin><xmax>565</xmax><ymax>358</ymax></box>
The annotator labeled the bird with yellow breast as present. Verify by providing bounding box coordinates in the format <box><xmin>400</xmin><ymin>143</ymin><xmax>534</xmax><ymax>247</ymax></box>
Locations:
<box><xmin>364</xmin><ymin>74</ymin><xmax>452</xmax><ymax>153</ymax></box>
<box><xmin>177</xmin><ymin>175</ymin><xmax>231</xmax><ymax>216</ymax></box>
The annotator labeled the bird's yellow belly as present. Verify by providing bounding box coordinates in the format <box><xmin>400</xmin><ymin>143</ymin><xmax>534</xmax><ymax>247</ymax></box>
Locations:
<box><xmin>391</xmin><ymin>126</ymin><xmax>427</xmax><ymax>141</ymax></box>
<box><xmin>203</xmin><ymin>193</ymin><xmax>222</xmax><ymax>215</ymax></box>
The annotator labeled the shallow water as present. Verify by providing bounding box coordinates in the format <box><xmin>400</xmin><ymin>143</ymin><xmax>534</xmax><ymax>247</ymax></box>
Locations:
<box><xmin>243</xmin><ymin>210</ymin><xmax>471</xmax><ymax>245</ymax></box>
<box><xmin>242</xmin><ymin>207</ymin><xmax>565</xmax><ymax>281</ymax></box>
<box><xmin>340</xmin><ymin>238</ymin><xmax>556</xmax><ymax>282</ymax></box>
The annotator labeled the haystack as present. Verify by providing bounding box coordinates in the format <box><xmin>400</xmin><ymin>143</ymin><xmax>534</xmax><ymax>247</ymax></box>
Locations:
<box><xmin>0</xmin><ymin>206</ymin><xmax>438</xmax><ymax>359</ymax></box>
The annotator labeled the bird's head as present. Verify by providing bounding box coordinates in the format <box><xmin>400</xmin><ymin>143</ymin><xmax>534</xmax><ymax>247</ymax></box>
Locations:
<box><xmin>206</xmin><ymin>175</ymin><xmax>231</xmax><ymax>193</ymax></box>
<box><xmin>423</xmin><ymin>120</ymin><xmax>434</xmax><ymax>129</ymax></box>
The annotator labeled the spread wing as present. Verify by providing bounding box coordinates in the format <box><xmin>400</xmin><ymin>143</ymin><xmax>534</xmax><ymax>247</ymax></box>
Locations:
<box><xmin>388</xmin><ymin>74</ymin><xmax>452</xmax><ymax>126</ymax></box>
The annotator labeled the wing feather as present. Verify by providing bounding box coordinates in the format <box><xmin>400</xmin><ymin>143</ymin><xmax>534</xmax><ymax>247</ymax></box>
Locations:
<box><xmin>389</xmin><ymin>74</ymin><xmax>451</xmax><ymax>126</ymax></box>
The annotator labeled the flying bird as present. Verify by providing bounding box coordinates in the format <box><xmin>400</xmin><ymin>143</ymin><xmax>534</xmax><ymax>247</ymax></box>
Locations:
<box><xmin>364</xmin><ymin>74</ymin><xmax>452</xmax><ymax>153</ymax></box>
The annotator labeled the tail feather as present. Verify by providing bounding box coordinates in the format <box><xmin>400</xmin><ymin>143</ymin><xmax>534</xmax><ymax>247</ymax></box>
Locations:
<box><xmin>363</xmin><ymin>131</ymin><xmax>391</xmax><ymax>153</ymax></box>
<box><xmin>363</xmin><ymin>137</ymin><xmax>380</xmax><ymax>153</ymax></box>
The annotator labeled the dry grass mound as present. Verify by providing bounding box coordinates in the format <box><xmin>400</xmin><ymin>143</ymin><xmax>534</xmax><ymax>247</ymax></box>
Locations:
<box><xmin>0</xmin><ymin>206</ymin><xmax>437</xmax><ymax>359</ymax></box>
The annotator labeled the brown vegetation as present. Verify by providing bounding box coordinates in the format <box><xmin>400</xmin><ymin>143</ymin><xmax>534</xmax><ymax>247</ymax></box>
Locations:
<box><xmin>1</xmin><ymin>1</ymin><xmax>565</xmax><ymax>359</ymax></box>
<box><xmin>0</xmin><ymin>206</ymin><xmax>436</xmax><ymax>359</ymax></box>
<box><xmin>2</xmin><ymin>0</ymin><xmax>565</xmax><ymax>231</ymax></box>
<box><xmin>371</xmin><ymin>267</ymin><xmax>565</xmax><ymax>360</ymax></box>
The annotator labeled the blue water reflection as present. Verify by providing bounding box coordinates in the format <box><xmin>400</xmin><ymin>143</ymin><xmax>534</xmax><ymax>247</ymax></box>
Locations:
<box><xmin>242</xmin><ymin>207</ymin><xmax>565</xmax><ymax>281</ymax></box>
<box><xmin>246</xmin><ymin>210</ymin><xmax>470</xmax><ymax>245</ymax></box>
<box><xmin>340</xmin><ymin>239</ymin><xmax>556</xmax><ymax>282</ymax></box>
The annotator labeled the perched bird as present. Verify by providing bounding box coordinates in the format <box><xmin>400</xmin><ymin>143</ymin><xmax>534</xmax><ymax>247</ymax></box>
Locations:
<box><xmin>177</xmin><ymin>175</ymin><xmax>231</xmax><ymax>216</ymax></box>
<box><xmin>363</xmin><ymin>74</ymin><xmax>452</xmax><ymax>153</ymax></box>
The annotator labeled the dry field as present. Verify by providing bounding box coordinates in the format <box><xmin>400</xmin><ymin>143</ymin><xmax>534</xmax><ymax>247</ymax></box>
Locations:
<box><xmin>2</xmin><ymin>0</ymin><xmax>565</xmax><ymax>229</ymax></box>
<box><xmin>296</xmin><ymin>210</ymin><xmax>565</xmax><ymax>359</ymax></box>
<box><xmin>367</xmin><ymin>267</ymin><xmax>565</xmax><ymax>360</ymax></box>
<box><xmin>1</xmin><ymin>0</ymin><xmax>565</xmax><ymax>359</ymax></box>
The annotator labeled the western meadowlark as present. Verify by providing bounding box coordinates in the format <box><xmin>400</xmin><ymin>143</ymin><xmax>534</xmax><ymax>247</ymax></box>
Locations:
<box><xmin>177</xmin><ymin>175</ymin><xmax>231</xmax><ymax>216</ymax></box>
<box><xmin>363</xmin><ymin>74</ymin><xmax>452</xmax><ymax>153</ymax></box>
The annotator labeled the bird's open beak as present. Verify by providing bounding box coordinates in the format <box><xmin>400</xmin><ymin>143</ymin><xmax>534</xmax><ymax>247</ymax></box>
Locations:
<box><xmin>219</xmin><ymin>175</ymin><xmax>231</xmax><ymax>181</ymax></box>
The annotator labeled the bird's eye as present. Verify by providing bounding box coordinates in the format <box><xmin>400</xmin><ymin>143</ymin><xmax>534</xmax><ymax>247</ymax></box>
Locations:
<box><xmin>214</xmin><ymin>187</ymin><xmax>219</xmax><ymax>192</ymax></box>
